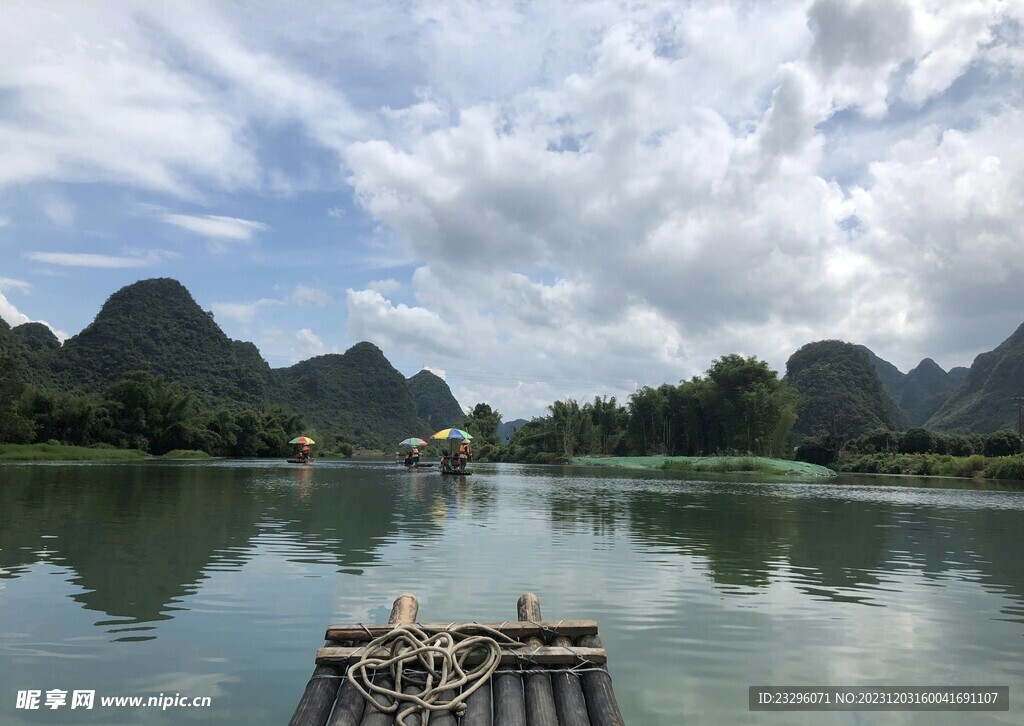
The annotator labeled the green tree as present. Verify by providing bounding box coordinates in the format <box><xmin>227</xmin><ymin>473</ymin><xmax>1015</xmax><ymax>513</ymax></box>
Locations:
<box><xmin>103</xmin><ymin>371</ymin><xmax>204</xmax><ymax>454</ymax></box>
<box><xmin>462</xmin><ymin>403</ymin><xmax>502</xmax><ymax>446</ymax></box>
<box><xmin>900</xmin><ymin>427</ymin><xmax>937</xmax><ymax>455</ymax></box>
<box><xmin>550</xmin><ymin>398</ymin><xmax>585</xmax><ymax>458</ymax></box>
<box><xmin>0</xmin><ymin>357</ymin><xmax>35</xmax><ymax>443</ymax></box>
<box><xmin>984</xmin><ymin>429</ymin><xmax>1021</xmax><ymax>457</ymax></box>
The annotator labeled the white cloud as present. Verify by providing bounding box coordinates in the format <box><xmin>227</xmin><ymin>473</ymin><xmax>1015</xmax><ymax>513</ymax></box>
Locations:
<box><xmin>367</xmin><ymin>279</ymin><xmax>400</xmax><ymax>295</ymax></box>
<box><xmin>1</xmin><ymin>1</ymin><xmax>1022</xmax><ymax>417</ymax></box>
<box><xmin>210</xmin><ymin>298</ymin><xmax>282</xmax><ymax>325</ymax></box>
<box><xmin>339</xmin><ymin>1</ymin><xmax>1024</xmax><ymax>416</ymax></box>
<box><xmin>0</xmin><ymin>278</ymin><xmax>32</xmax><ymax>294</ymax></box>
<box><xmin>0</xmin><ymin>289</ymin><xmax>68</xmax><ymax>341</ymax></box>
<box><xmin>423</xmin><ymin>367</ymin><xmax>446</xmax><ymax>380</ymax></box>
<box><xmin>0</xmin><ymin>290</ymin><xmax>30</xmax><ymax>328</ymax></box>
<box><xmin>0</xmin><ymin>214</ymin><xmax>10</xmax><ymax>228</ymax></box>
<box><xmin>0</xmin><ymin>3</ymin><xmax>368</xmax><ymax>197</ymax></box>
<box><xmin>161</xmin><ymin>213</ymin><xmax>268</xmax><ymax>253</ymax></box>
<box><xmin>346</xmin><ymin>286</ymin><xmax>459</xmax><ymax>358</ymax></box>
<box><xmin>295</xmin><ymin>328</ymin><xmax>327</xmax><ymax>356</ymax></box>
<box><xmin>40</xmin><ymin>194</ymin><xmax>76</xmax><ymax>227</ymax></box>
<box><xmin>289</xmin><ymin>285</ymin><xmax>332</xmax><ymax>307</ymax></box>
<box><xmin>24</xmin><ymin>251</ymin><xmax>169</xmax><ymax>268</ymax></box>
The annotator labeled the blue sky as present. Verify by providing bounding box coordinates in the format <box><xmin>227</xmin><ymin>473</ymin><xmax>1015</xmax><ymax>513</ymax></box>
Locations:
<box><xmin>2</xmin><ymin>1</ymin><xmax>1023</xmax><ymax>419</ymax></box>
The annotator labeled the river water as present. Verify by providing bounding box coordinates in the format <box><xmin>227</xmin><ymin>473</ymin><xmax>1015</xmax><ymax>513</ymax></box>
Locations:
<box><xmin>1</xmin><ymin>460</ymin><xmax>1022</xmax><ymax>724</ymax></box>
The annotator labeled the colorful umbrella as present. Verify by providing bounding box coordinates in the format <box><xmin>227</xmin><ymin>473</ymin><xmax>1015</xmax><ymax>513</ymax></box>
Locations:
<box><xmin>399</xmin><ymin>437</ymin><xmax>428</xmax><ymax>447</ymax></box>
<box><xmin>431</xmin><ymin>428</ymin><xmax>474</xmax><ymax>441</ymax></box>
<box><xmin>288</xmin><ymin>436</ymin><xmax>316</xmax><ymax>445</ymax></box>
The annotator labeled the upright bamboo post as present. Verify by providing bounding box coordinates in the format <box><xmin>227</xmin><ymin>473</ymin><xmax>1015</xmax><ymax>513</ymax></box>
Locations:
<box><xmin>329</xmin><ymin>593</ymin><xmax>419</xmax><ymax>726</ymax></box>
<box><xmin>359</xmin><ymin>594</ymin><xmax>420</xmax><ymax>726</ymax></box>
<box><xmin>517</xmin><ymin>593</ymin><xmax>559</xmax><ymax>725</ymax></box>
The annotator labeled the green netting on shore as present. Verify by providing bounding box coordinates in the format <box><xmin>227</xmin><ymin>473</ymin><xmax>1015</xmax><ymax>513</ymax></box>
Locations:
<box><xmin>569</xmin><ymin>455</ymin><xmax>836</xmax><ymax>477</ymax></box>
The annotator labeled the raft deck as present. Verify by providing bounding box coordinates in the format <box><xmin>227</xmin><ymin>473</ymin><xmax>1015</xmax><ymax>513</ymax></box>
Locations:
<box><xmin>290</xmin><ymin>593</ymin><xmax>625</xmax><ymax>725</ymax></box>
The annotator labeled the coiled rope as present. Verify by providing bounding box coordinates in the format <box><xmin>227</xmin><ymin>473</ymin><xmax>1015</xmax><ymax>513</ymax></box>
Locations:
<box><xmin>346</xmin><ymin>623</ymin><xmax>523</xmax><ymax>725</ymax></box>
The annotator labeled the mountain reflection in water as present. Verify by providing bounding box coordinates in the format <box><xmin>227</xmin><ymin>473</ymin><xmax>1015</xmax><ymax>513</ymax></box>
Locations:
<box><xmin>0</xmin><ymin>460</ymin><xmax>1021</xmax><ymax>725</ymax></box>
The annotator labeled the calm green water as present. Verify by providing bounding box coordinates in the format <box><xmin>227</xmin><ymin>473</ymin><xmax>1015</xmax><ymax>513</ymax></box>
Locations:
<box><xmin>1</xmin><ymin>460</ymin><xmax>1023</xmax><ymax>724</ymax></box>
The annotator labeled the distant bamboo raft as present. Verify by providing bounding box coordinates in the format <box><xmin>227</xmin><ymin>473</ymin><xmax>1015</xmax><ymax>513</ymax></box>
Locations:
<box><xmin>289</xmin><ymin>593</ymin><xmax>625</xmax><ymax>726</ymax></box>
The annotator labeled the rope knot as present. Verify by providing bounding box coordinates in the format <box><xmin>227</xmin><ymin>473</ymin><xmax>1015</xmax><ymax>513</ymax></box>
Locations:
<box><xmin>346</xmin><ymin>624</ymin><xmax>521</xmax><ymax>726</ymax></box>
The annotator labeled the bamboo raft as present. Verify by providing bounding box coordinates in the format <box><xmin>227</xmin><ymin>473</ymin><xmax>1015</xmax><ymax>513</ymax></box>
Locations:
<box><xmin>289</xmin><ymin>593</ymin><xmax>625</xmax><ymax>725</ymax></box>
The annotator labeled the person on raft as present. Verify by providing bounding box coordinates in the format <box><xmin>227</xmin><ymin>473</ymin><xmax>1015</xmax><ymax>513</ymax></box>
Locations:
<box><xmin>458</xmin><ymin>441</ymin><xmax>471</xmax><ymax>471</ymax></box>
<box><xmin>411</xmin><ymin>446</ymin><xmax>420</xmax><ymax>466</ymax></box>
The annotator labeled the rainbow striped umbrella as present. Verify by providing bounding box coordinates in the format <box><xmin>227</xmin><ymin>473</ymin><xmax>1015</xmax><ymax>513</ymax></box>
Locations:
<box><xmin>431</xmin><ymin>428</ymin><xmax>473</xmax><ymax>441</ymax></box>
<box><xmin>288</xmin><ymin>436</ymin><xmax>316</xmax><ymax>445</ymax></box>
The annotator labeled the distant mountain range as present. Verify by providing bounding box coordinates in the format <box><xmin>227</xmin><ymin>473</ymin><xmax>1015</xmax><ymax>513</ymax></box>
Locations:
<box><xmin>0</xmin><ymin>278</ymin><xmax>463</xmax><ymax>448</ymax></box>
<box><xmin>3</xmin><ymin>277</ymin><xmax>1023</xmax><ymax>444</ymax></box>
<box><xmin>786</xmin><ymin>325</ymin><xmax>1024</xmax><ymax>438</ymax></box>
<box><xmin>499</xmin><ymin>419</ymin><xmax>528</xmax><ymax>443</ymax></box>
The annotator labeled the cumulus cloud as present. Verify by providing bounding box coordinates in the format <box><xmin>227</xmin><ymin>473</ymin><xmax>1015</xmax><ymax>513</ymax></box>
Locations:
<box><xmin>0</xmin><ymin>288</ymin><xmax>68</xmax><ymax>341</ymax></box>
<box><xmin>338</xmin><ymin>0</ymin><xmax>1024</xmax><ymax>416</ymax></box>
<box><xmin>2</xmin><ymin>1</ymin><xmax>1022</xmax><ymax>417</ymax></box>
<box><xmin>367</xmin><ymin>279</ymin><xmax>401</xmax><ymax>295</ymax></box>
<box><xmin>0</xmin><ymin>290</ymin><xmax>30</xmax><ymax>328</ymax></box>
<box><xmin>346</xmin><ymin>286</ymin><xmax>460</xmax><ymax>358</ymax></box>
<box><xmin>295</xmin><ymin>328</ymin><xmax>327</xmax><ymax>356</ymax></box>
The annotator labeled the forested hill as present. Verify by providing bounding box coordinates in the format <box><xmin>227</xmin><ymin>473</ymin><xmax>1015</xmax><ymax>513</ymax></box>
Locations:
<box><xmin>53</xmin><ymin>278</ymin><xmax>269</xmax><ymax>406</ymax></box>
<box><xmin>406</xmin><ymin>370</ymin><xmax>463</xmax><ymax>427</ymax></box>
<box><xmin>860</xmin><ymin>346</ymin><xmax>962</xmax><ymax>427</ymax></box>
<box><xmin>926</xmin><ymin>322</ymin><xmax>1024</xmax><ymax>433</ymax></box>
<box><xmin>271</xmin><ymin>343</ymin><xmax>431</xmax><ymax>446</ymax></box>
<box><xmin>2</xmin><ymin>278</ymin><xmax>441</xmax><ymax>448</ymax></box>
<box><xmin>787</xmin><ymin>340</ymin><xmax>904</xmax><ymax>438</ymax></box>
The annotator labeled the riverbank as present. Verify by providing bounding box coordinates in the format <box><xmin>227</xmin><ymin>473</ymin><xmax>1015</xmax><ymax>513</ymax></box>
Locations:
<box><xmin>570</xmin><ymin>455</ymin><xmax>836</xmax><ymax>477</ymax></box>
<box><xmin>836</xmin><ymin>452</ymin><xmax>1024</xmax><ymax>480</ymax></box>
<box><xmin>0</xmin><ymin>444</ymin><xmax>150</xmax><ymax>461</ymax></box>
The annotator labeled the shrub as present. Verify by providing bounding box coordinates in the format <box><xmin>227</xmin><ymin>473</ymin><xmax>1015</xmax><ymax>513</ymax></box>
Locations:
<box><xmin>981</xmin><ymin>456</ymin><xmax>1024</xmax><ymax>481</ymax></box>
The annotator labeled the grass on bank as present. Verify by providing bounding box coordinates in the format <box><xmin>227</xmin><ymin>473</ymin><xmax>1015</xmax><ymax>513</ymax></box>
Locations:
<box><xmin>160</xmin><ymin>449</ymin><xmax>212</xmax><ymax>459</ymax></box>
<box><xmin>837</xmin><ymin>453</ymin><xmax>1024</xmax><ymax>480</ymax></box>
<box><xmin>570</xmin><ymin>455</ymin><xmax>836</xmax><ymax>477</ymax></box>
<box><xmin>0</xmin><ymin>443</ymin><xmax>149</xmax><ymax>461</ymax></box>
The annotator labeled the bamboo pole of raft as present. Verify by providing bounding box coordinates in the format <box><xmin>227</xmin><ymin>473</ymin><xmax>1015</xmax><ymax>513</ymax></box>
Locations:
<box><xmin>492</xmin><ymin>668</ymin><xmax>526</xmax><ymax>726</ymax></box>
<box><xmin>291</xmin><ymin>614</ymin><xmax>353</xmax><ymax>726</ymax></box>
<box><xmin>551</xmin><ymin>635</ymin><xmax>592</xmax><ymax>726</ymax></box>
<box><xmin>517</xmin><ymin>593</ymin><xmax>559</xmax><ymax>726</ymax></box>
<box><xmin>360</xmin><ymin>594</ymin><xmax>420</xmax><ymax>726</ymax></box>
<box><xmin>290</xmin><ymin>662</ymin><xmax>342</xmax><ymax>726</ymax></box>
<box><xmin>493</xmin><ymin>594</ymin><xmax>534</xmax><ymax>726</ymax></box>
<box><xmin>576</xmin><ymin>634</ymin><xmax>625</xmax><ymax>726</ymax></box>
<box><xmin>459</xmin><ymin>680</ymin><xmax>492</xmax><ymax>726</ymax></box>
